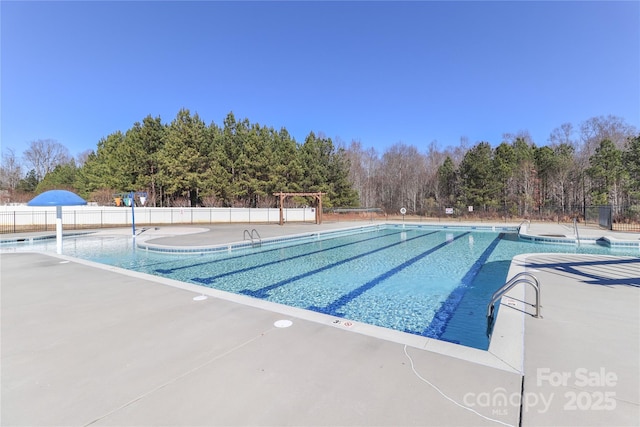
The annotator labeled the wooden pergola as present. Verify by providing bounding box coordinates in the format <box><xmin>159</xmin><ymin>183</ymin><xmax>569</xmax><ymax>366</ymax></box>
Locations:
<box><xmin>273</xmin><ymin>192</ymin><xmax>326</xmax><ymax>225</ymax></box>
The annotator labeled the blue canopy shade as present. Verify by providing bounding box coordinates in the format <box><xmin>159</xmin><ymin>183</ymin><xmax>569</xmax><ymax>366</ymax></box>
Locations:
<box><xmin>27</xmin><ymin>190</ymin><xmax>87</xmax><ymax>207</ymax></box>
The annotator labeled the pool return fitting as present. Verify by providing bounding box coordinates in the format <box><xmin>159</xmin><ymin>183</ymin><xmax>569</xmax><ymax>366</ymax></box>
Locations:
<box><xmin>486</xmin><ymin>272</ymin><xmax>541</xmax><ymax>338</ymax></box>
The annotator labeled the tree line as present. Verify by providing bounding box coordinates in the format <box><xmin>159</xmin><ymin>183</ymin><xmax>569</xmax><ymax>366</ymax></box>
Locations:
<box><xmin>2</xmin><ymin>110</ymin><xmax>358</xmax><ymax>208</ymax></box>
<box><xmin>1</xmin><ymin>111</ymin><xmax>638</xmax><ymax>219</ymax></box>
<box><xmin>346</xmin><ymin>116</ymin><xmax>639</xmax><ymax>218</ymax></box>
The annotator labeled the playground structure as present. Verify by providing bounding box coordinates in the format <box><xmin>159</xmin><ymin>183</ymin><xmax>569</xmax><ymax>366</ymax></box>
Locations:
<box><xmin>114</xmin><ymin>192</ymin><xmax>148</xmax><ymax>207</ymax></box>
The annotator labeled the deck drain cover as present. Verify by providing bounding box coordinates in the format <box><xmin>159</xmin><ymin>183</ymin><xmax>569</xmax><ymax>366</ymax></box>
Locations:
<box><xmin>274</xmin><ymin>320</ymin><xmax>293</xmax><ymax>328</ymax></box>
<box><xmin>193</xmin><ymin>295</ymin><xmax>208</xmax><ymax>301</ymax></box>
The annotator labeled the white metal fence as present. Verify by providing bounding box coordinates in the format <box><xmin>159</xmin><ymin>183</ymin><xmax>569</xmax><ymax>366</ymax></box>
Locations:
<box><xmin>0</xmin><ymin>206</ymin><xmax>317</xmax><ymax>233</ymax></box>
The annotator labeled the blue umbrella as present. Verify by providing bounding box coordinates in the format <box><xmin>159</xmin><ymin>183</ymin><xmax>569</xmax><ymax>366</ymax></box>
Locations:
<box><xmin>28</xmin><ymin>190</ymin><xmax>87</xmax><ymax>254</ymax></box>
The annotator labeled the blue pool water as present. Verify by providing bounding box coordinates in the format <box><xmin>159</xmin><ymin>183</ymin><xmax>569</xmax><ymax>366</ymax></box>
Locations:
<box><xmin>5</xmin><ymin>225</ymin><xmax>639</xmax><ymax>349</ymax></box>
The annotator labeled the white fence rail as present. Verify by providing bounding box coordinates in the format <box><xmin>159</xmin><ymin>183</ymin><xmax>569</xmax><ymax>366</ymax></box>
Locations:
<box><xmin>0</xmin><ymin>206</ymin><xmax>317</xmax><ymax>233</ymax></box>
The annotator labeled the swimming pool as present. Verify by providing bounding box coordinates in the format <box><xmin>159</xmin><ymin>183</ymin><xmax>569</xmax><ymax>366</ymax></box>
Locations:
<box><xmin>4</xmin><ymin>224</ymin><xmax>639</xmax><ymax>350</ymax></box>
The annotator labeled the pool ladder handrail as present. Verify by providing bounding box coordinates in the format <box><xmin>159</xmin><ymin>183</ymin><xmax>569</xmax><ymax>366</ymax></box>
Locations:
<box><xmin>518</xmin><ymin>219</ymin><xmax>530</xmax><ymax>234</ymax></box>
<box><xmin>573</xmin><ymin>217</ymin><xmax>581</xmax><ymax>247</ymax></box>
<box><xmin>243</xmin><ymin>228</ymin><xmax>262</xmax><ymax>247</ymax></box>
<box><xmin>487</xmin><ymin>272</ymin><xmax>541</xmax><ymax>337</ymax></box>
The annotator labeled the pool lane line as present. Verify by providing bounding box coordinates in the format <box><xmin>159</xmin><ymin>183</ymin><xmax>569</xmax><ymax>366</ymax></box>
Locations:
<box><xmin>307</xmin><ymin>232</ymin><xmax>471</xmax><ymax>316</ymax></box>
<box><xmin>189</xmin><ymin>229</ymin><xmax>410</xmax><ymax>285</ymax></box>
<box><xmin>421</xmin><ymin>233</ymin><xmax>505</xmax><ymax>341</ymax></box>
<box><xmin>237</xmin><ymin>231</ymin><xmax>441</xmax><ymax>298</ymax></box>
<box><xmin>155</xmin><ymin>228</ymin><xmax>401</xmax><ymax>275</ymax></box>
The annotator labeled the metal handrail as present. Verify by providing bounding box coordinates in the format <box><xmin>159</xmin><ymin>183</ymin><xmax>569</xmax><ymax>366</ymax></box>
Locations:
<box><xmin>243</xmin><ymin>228</ymin><xmax>262</xmax><ymax>247</ymax></box>
<box><xmin>518</xmin><ymin>219</ymin><xmax>531</xmax><ymax>234</ymax></box>
<box><xmin>251</xmin><ymin>228</ymin><xmax>261</xmax><ymax>246</ymax></box>
<box><xmin>487</xmin><ymin>272</ymin><xmax>541</xmax><ymax>337</ymax></box>
<box><xmin>573</xmin><ymin>217</ymin><xmax>581</xmax><ymax>247</ymax></box>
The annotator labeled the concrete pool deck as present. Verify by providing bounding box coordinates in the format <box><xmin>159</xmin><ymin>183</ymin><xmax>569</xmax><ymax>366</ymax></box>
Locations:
<box><xmin>1</xmin><ymin>221</ymin><xmax>639</xmax><ymax>426</ymax></box>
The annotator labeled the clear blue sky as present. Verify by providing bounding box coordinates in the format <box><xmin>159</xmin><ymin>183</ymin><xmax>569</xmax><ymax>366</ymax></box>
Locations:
<box><xmin>2</xmin><ymin>1</ymin><xmax>639</xmax><ymax>158</ymax></box>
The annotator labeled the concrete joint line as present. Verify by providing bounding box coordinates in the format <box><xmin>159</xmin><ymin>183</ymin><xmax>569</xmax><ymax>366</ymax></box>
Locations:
<box><xmin>83</xmin><ymin>328</ymin><xmax>274</xmax><ymax>426</ymax></box>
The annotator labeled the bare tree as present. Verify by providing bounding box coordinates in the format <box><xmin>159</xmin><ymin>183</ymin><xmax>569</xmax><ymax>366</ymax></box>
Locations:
<box><xmin>345</xmin><ymin>140</ymin><xmax>366</xmax><ymax>205</ymax></box>
<box><xmin>0</xmin><ymin>148</ymin><xmax>23</xmax><ymax>190</ymax></box>
<box><xmin>579</xmin><ymin>115</ymin><xmax>636</xmax><ymax>156</ymax></box>
<box><xmin>378</xmin><ymin>143</ymin><xmax>425</xmax><ymax>213</ymax></box>
<box><xmin>548</xmin><ymin>122</ymin><xmax>576</xmax><ymax>148</ymax></box>
<box><xmin>500</xmin><ymin>132</ymin><xmax>537</xmax><ymax>215</ymax></box>
<box><xmin>423</xmin><ymin>140</ymin><xmax>446</xmax><ymax>204</ymax></box>
<box><xmin>547</xmin><ymin>125</ymin><xmax>579</xmax><ymax>213</ymax></box>
<box><xmin>449</xmin><ymin>136</ymin><xmax>470</xmax><ymax>166</ymax></box>
<box><xmin>76</xmin><ymin>149</ymin><xmax>94</xmax><ymax>167</ymax></box>
<box><xmin>22</xmin><ymin>139</ymin><xmax>71</xmax><ymax>181</ymax></box>
<box><xmin>572</xmin><ymin>116</ymin><xmax>636</xmax><ymax>208</ymax></box>
<box><xmin>502</xmin><ymin>130</ymin><xmax>535</xmax><ymax>146</ymax></box>
<box><xmin>345</xmin><ymin>140</ymin><xmax>380</xmax><ymax>208</ymax></box>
